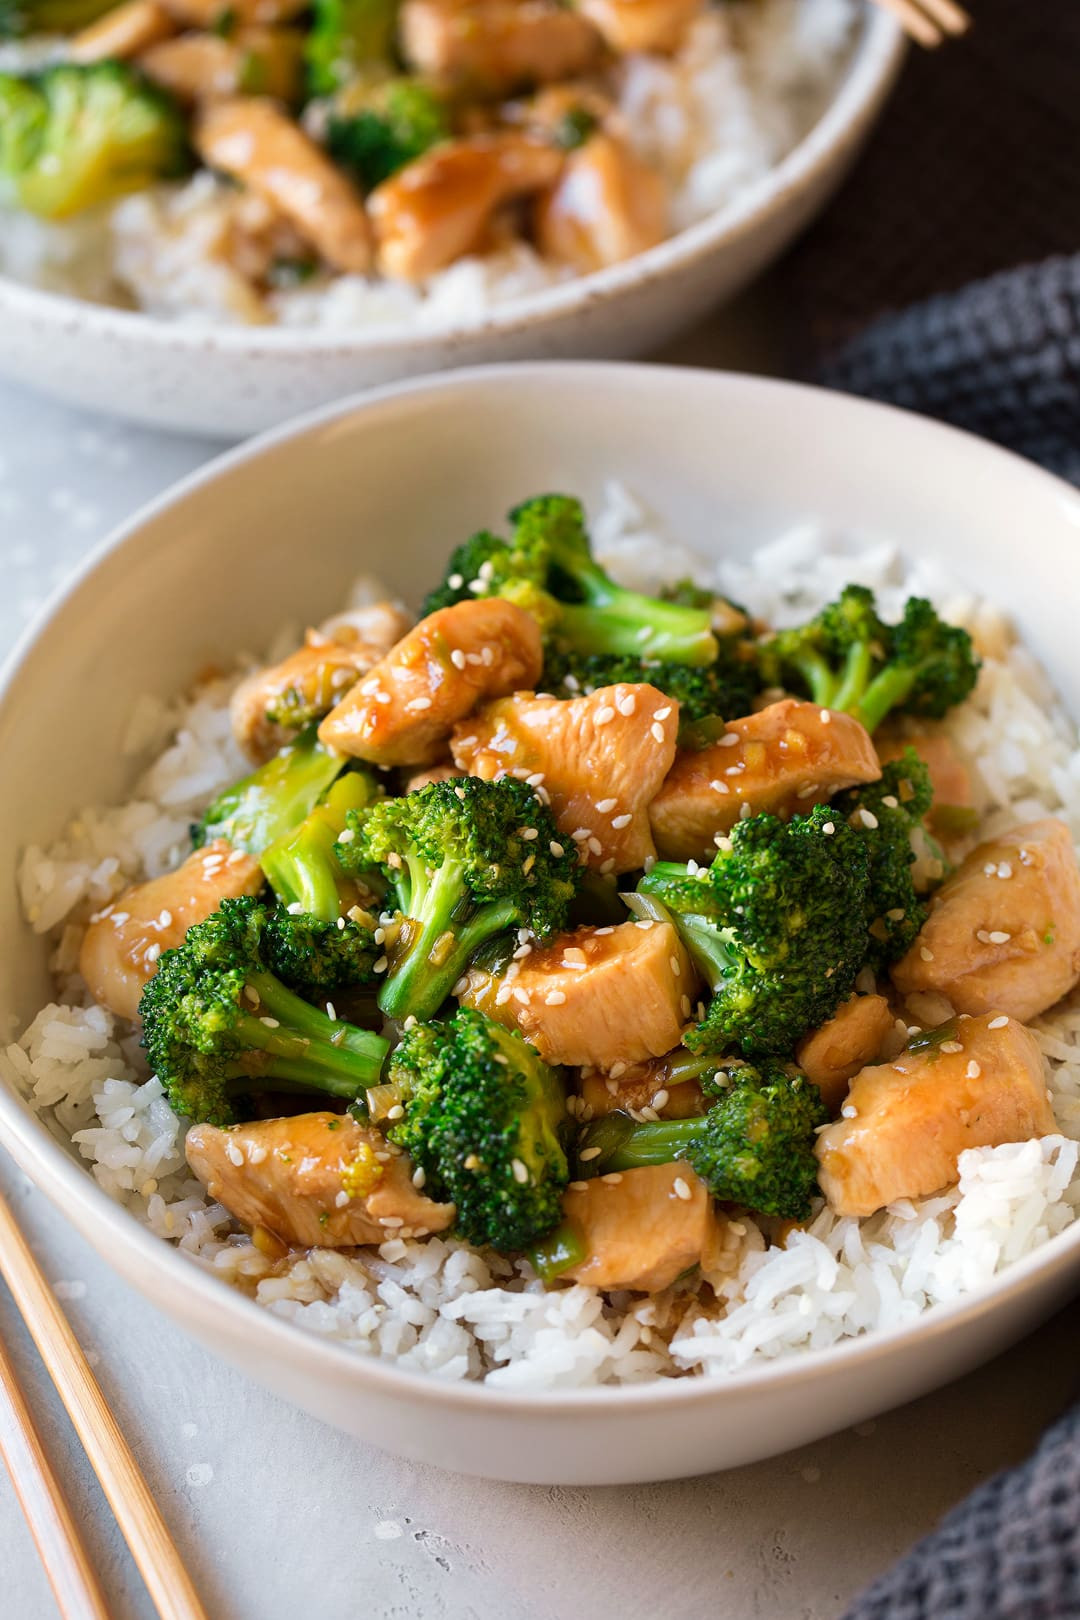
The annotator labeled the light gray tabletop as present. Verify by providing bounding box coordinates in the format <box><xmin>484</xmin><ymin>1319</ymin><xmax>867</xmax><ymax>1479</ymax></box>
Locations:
<box><xmin>1</xmin><ymin>315</ymin><xmax>1076</xmax><ymax>1620</ymax></box>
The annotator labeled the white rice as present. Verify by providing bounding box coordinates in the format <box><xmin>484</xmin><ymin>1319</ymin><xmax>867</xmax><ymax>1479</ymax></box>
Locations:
<box><xmin>6</xmin><ymin>481</ymin><xmax>1080</xmax><ymax>1390</ymax></box>
<box><xmin>0</xmin><ymin>0</ymin><xmax>857</xmax><ymax>328</ymax></box>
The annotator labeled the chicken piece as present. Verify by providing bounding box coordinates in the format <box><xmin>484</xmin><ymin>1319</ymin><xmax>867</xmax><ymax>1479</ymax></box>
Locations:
<box><xmin>649</xmin><ymin>699</ymin><xmax>881</xmax><ymax>863</ymax></box>
<box><xmin>877</xmin><ymin>728</ymin><xmax>975</xmax><ymax>841</ymax></box>
<box><xmin>460</xmin><ymin>919</ymin><xmax>695</xmax><ymax>1068</ymax></box>
<box><xmin>560</xmin><ymin>1163</ymin><xmax>724</xmax><ymax>1292</ymax></box>
<box><xmin>451</xmin><ymin>684</ymin><xmax>678</xmax><ymax>873</ymax></box>
<box><xmin>404</xmin><ymin>761</ymin><xmax>465</xmax><ymax>793</ymax></box>
<box><xmin>368</xmin><ymin>132</ymin><xmax>563</xmax><ymax>281</ymax></box>
<box><xmin>71</xmin><ymin>0</ymin><xmax>174</xmax><ymax>62</ymax></box>
<box><xmin>319</xmin><ymin>597</ymin><xmax>543</xmax><ymax>767</ymax></box>
<box><xmin>535</xmin><ymin>132</ymin><xmax>667</xmax><ymax>273</ymax></box>
<box><xmin>400</xmin><ymin>0</ymin><xmax>600</xmax><ymax>93</ymax></box>
<box><xmin>577</xmin><ymin>0</ymin><xmax>703</xmax><ymax>52</ymax></box>
<box><xmin>79</xmin><ymin>841</ymin><xmax>263</xmax><ymax>1023</ymax></box>
<box><xmin>196</xmin><ymin>98</ymin><xmax>371</xmax><ymax>274</ymax></box>
<box><xmin>892</xmin><ymin>819</ymin><xmax>1080</xmax><ymax>1023</ymax></box>
<box><xmin>231</xmin><ymin>602</ymin><xmax>413</xmax><ymax>762</ymax></box>
<box><xmin>795</xmin><ymin>993</ymin><xmax>894</xmax><ymax>1114</ymax></box>
<box><xmin>162</xmin><ymin>0</ymin><xmax>308</xmax><ymax>24</ymax></box>
<box><xmin>186</xmin><ymin>1113</ymin><xmax>456</xmax><ymax>1247</ymax></box>
<box><xmin>140</xmin><ymin>27</ymin><xmax>304</xmax><ymax>104</ymax></box>
<box><xmin>578</xmin><ymin>1058</ymin><xmax>704</xmax><ymax>1120</ymax></box>
<box><xmin>815</xmin><ymin>1013</ymin><xmax>1056</xmax><ymax>1218</ymax></box>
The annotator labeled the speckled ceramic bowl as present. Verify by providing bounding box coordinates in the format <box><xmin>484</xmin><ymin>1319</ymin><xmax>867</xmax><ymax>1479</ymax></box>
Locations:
<box><xmin>3</xmin><ymin>365</ymin><xmax>1080</xmax><ymax>1485</ymax></box>
<box><xmin>0</xmin><ymin>11</ymin><xmax>902</xmax><ymax>438</ymax></box>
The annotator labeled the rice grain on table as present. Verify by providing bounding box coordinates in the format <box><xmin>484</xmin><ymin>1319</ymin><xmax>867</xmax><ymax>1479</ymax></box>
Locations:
<box><xmin>5</xmin><ymin>480</ymin><xmax>1080</xmax><ymax>1389</ymax></box>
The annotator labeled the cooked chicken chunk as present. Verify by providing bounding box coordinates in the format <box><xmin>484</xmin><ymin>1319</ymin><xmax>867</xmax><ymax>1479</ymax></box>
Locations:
<box><xmin>140</xmin><ymin>27</ymin><xmax>304</xmax><ymax>104</ymax></box>
<box><xmin>649</xmin><ymin>699</ymin><xmax>881</xmax><ymax>863</ymax></box>
<box><xmin>400</xmin><ymin>0</ymin><xmax>600</xmax><ymax>93</ymax></box>
<box><xmin>79</xmin><ymin>841</ymin><xmax>263</xmax><ymax>1022</ymax></box>
<box><xmin>795</xmin><ymin>993</ymin><xmax>894</xmax><ymax>1113</ymax></box>
<box><xmin>71</xmin><ymin>0</ymin><xmax>174</xmax><ymax>61</ymax></box>
<box><xmin>368</xmin><ymin>133</ymin><xmax>563</xmax><ymax>280</ymax></box>
<box><xmin>535</xmin><ymin>132</ymin><xmax>667</xmax><ymax>272</ymax></box>
<box><xmin>877</xmin><ymin>728</ymin><xmax>974</xmax><ymax>841</ymax></box>
<box><xmin>319</xmin><ymin>597</ymin><xmax>543</xmax><ymax>766</ymax></box>
<box><xmin>578</xmin><ymin>1057</ymin><xmax>705</xmax><ymax>1120</ymax></box>
<box><xmin>451</xmin><ymin>684</ymin><xmax>678</xmax><ymax>873</ymax></box>
<box><xmin>815</xmin><ymin>1013</ymin><xmax>1056</xmax><ymax>1218</ymax></box>
<box><xmin>162</xmin><ymin>0</ymin><xmax>308</xmax><ymax>24</ymax></box>
<box><xmin>560</xmin><ymin>1163</ymin><xmax>724</xmax><ymax>1292</ymax></box>
<box><xmin>196</xmin><ymin>98</ymin><xmax>371</xmax><ymax>273</ymax></box>
<box><xmin>577</xmin><ymin>0</ymin><xmax>704</xmax><ymax>53</ymax></box>
<box><xmin>892</xmin><ymin>819</ymin><xmax>1080</xmax><ymax>1023</ymax></box>
<box><xmin>186</xmin><ymin>1113</ymin><xmax>456</xmax><ymax>1246</ymax></box>
<box><xmin>231</xmin><ymin>602</ymin><xmax>413</xmax><ymax>762</ymax></box>
<box><xmin>460</xmin><ymin>919</ymin><xmax>695</xmax><ymax>1068</ymax></box>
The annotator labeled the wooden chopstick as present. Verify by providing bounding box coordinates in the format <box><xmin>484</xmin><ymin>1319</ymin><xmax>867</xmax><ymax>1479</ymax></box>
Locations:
<box><xmin>0</xmin><ymin>1331</ymin><xmax>111</xmax><ymax>1620</ymax></box>
<box><xmin>0</xmin><ymin>1191</ymin><xmax>209</xmax><ymax>1620</ymax></box>
<box><xmin>873</xmin><ymin>0</ymin><xmax>971</xmax><ymax>47</ymax></box>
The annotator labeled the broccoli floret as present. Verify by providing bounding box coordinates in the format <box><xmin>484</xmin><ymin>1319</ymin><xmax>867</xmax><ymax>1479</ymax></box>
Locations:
<box><xmin>637</xmin><ymin>804</ymin><xmax>871</xmax><ymax>1058</ymax></box>
<box><xmin>573</xmin><ymin>1062</ymin><xmax>827</xmax><ymax>1220</ymax></box>
<box><xmin>0</xmin><ymin>0</ymin><xmax>112</xmax><ymax>35</ymax></box>
<box><xmin>139</xmin><ymin>897</ymin><xmax>388</xmax><ymax>1126</ymax></box>
<box><xmin>192</xmin><ymin>723</ymin><xmax>345</xmax><ymax>855</ymax></box>
<box><xmin>305</xmin><ymin>0</ymin><xmax>397</xmax><ymax>95</ymax></box>
<box><xmin>759</xmin><ymin>586</ymin><xmax>979</xmax><ymax>735</ymax></box>
<box><xmin>0</xmin><ymin>64</ymin><xmax>188</xmax><ymax>220</ymax></box>
<box><xmin>831</xmin><ymin>749</ymin><xmax>934</xmax><ymax>969</ymax></box>
<box><xmin>327</xmin><ymin>76</ymin><xmax>448</xmax><ymax>191</ymax></box>
<box><xmin>335</xmin><ymin>775</ymin><xmax>580</xmax><ymax>1020</ymax></box>
<box><xmin>261</xmin><ymin>768</ymin><xmax>382</xmax><ymax>921</ymax></box>
<box><xmin>422</xmin><ymin>496</ymin><xmax>718</xmax><ymax>666</ymax></box>
<box><xmin>386</xmin><ymin>1007</ymin><xmax>568</xmax><ymax>1251</ymax></box>
<box><xmin>540</xmin><ymin>642</ymin><xmax>762</xmax><ymax>727</ymax></box>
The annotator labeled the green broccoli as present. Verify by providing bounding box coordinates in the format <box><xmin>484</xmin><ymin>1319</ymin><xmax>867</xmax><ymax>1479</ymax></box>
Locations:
<box><xmin>422</xmin><ymin>495</ymin><xmax>719</xmax><ymax>666</ymax></box>
<box><xmin>335</xmin><ymin>775</ymin><xmax>580</xmax><ymax>1020</ymax></box>
<box><xmin>759</xmin><ymin>586</ymin><xmax>979</xmax><ymax>735</ymax></box>
<box><xmin>327</xmin><ymin>77</ymin><xmax>448</xmax><ymax>191</ymax></box>
<box><xmin>540</xmin><ymin>643</ymin><xmax>762</xmax><ymax>727</ymax></box>
<box><xmin>0</xmin><ymin>0</ymin><xmax>113</xmax><ymax>35</ymax></box>
<box><xmin>139</xmin><ymin>897</ymin><xmax>388</xmax><ymax>1126</ymax></box>
<box><xmin>574</xmin><ymin>1062</ymin><xmax>827</xmax><ymax>1220</ymax></box>
<box><xmin>261</xmin><ymin>768</ymin><xmax>383</xmax><ymax>922</ymax></box>
<box><xmin>258</xmin><ymin>897</ymin><xmax>381</xmax><ymax>996</ymax></box>
<box><xmin>831</xmin><ymin>749</ymin><xmax>934</xmax><ymax>969</ymax></box>
<box><xmin>192</xmin><ymin>724</ymin><xmax>345</xmax><ymax>855</ymax></box>
<box><xmin>386</xmin><ymin>1007</ymin><xmax>568</xmax><ymax>1251</ymax></box>
<box><xmin>0</xmin><ymin>64</ymin><xmax>188</xmax><ymax>220</ymax></box>
<box><xmin>305</xmin><ymin>0</ymin><xmax>397</xmax><ymax>96</ymax></box>
<box><xmin>637</xmin><ymin>804</ymin><xmax>871</xmax><ymax>1057</ymax></box>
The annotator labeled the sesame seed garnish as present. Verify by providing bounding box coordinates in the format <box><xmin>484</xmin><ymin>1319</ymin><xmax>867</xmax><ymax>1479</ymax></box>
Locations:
<box><xmin>616</xmin><ymin>692</ymin><xmax>636</xmax><ymax>716</ymax></box>
<box><xmin>513</xmin><ymin>942</ymin><xmax>533</xmax><ymax>960</ymax></box>
<box><xmin>450</xmin><ymin>648</ymin><xmax>467</xmax><ymax>670</ymax></box>
<box><xmin>653</xmin><ymin>706</ymin><xmax>672</xmax><ymax>721</ymax></box>
<box><xmin>608</xmin><ymin>1060</ymin><xmax>626</xmax><ymax>1078</ymax></box>
<box><xmin>374</xmin><ymin>928</ymin><xmax>385</xmax><ymax>944</ymax></box>
<box><xmin>571</xmin><ymin>827</ymin><xmax>592</xmax><ymax>842</ymax></box>
<box><xmin>672</xmin><ymin>1177</ymin><xmax>692</xmax><ymax>1202</ymax></box>
<box><xmin>337</xmin><ymin>827</ymin><xmax>355</xmax><ymax>844</ymax></box>
<box><xmin>988</xmin><ymin>1015</ymin><xmax>1009</xmax><ymax>1028</ymax></box>
<box><xmin>669</xmin><ymin>955</ymin><xmax>681</xmax><ymax>976</ymax></box>
<box><xmin>373</xmin><ymin>955</ymin><xmax>388</xmax><ymax>973</ymax></box>
<box><xmin>511</xmin><ymin>1158</ymin><xmax>529</xmax><ymax>1185</ymax></box>
<box><xmin>719</xmin><ymin>733</ymin><xmax>740</xmax><ymax>748</ymax></box>
<box><xmin>226</xmin><ymin>1141</ymin><xmax>244</xmax><ymax>1167</ymax></box>
<box><xmin>998</xmin><ymin>862</ymin><xmax>1012</xmax><ymax>879</ymax></box>
<box><xmin>286</xmin><ymin>901</ymin><xmax>304</xmax><ymax>914</ymax></box>
<box><xmin>724</xmin><ymin>764</ymin><xmax>743</xmax><ymax>776</ymax></box>
<box><xmin>819</xmin><ymin>710</ymin><xmax>831</xmax><ymax>724</ymax></box>
<box><xmin>448</xmin><ymin>572</ymin><xmax>464</xmax><ymax>589</ymax></box>
<box><xmin>406</xmin><ymin>695</ymin><xmax>432</xmax><ymax>712</ymax></box>
<box><xmin>710</xmin><ymin>779</ymin><xmax>729</xmax><ymax>794</ymax></box>
<box><xmin>650</xmin><ymin>722</ymin><xmax>666</xmax><ymax>744</ymax></box>
<box><xmin>841</xmin><ymin>1104</ymin><xmax>858</xmax><ymax>1119</ymax></box>
<box><xmin>594</xmin><ymin>706</ymin><xmax>615</xmax><ymax>726</ymax></box>
<box><xmin>966</xmin><ymin>1060</ymin><xmax>982</xmax><ymax>1079</ymax></box>
<box><xmin>519</xmin><ymin>826</ymin><xmax>538</xmax><ymax>841</ymax></box>
<box><xmin>158</xmin><ymin>909</ymin><xmax>172</xmax><ymax>927</ymax></box>
<box><xmin>379</xmin><ymin>1216</ymin><xmax>405</xmax><ymax>1228</ymax></box>
<box><xmin>411</xmin><ymin>1166</ymin><xmax>426</xmax><ymax>1189</ymax></box>
<box><xmin>587</xmin><ymin>837</ymin><xmax>603</xmax><ymax>856</ymax></box>
<box><xmin>603</xmin><ymin>1173</ymin><xmax>623</xmax><ymax>1185</ymax></box>
<box><xmin>634</xmin><ymin>919</ymin><xmax>655</xmax><ymax>930</ymax></box>
<box><xmin>403</xmin><ymin>1015</ymin><xmax>417</xmax><ymax>1030</ymax></box>
<box><xmin>580</xmin><ymin>1146</ymin><xmax>602</xmax><ymax>1161</ymax></box>
<box><xmin>522</xmin><ymin>854</ymin><xmax>536</xmax><ymax>874</ymax></box>
<box><xmin>526</xmin><ymin>772</ymin><xmax>546</xmax><ymax>787</ymax></box>
<box><xmin>375</xmin><ymin>692</ymin><xmax>391</xmax><ymax>705</ymax></box>
<box><xmin>680</xmin><ymin>995</ymin><xmax>692</xmax><ymax>1017</ymax></box>
<box><xmin>260</xmin><ymin>1017</ymin><xmax>280</xmax><ymax>1028</ymax></box>
<box><xmin>822</xmin><ymin>822</ymin><xmax>835</xmax><ymax>836</ymax></box>
<box><xmin>610</xmin><ymin>813</ymin><xmax>633</xmax><ymax>830</ymax></box>
<box><xmin>325</xmin><ymin>1002</ymin><xmax>337</xmax><ymax>1022</ymax></box>
<box><xmin>549</xmin><ymin>840</ymin><xmax>565</xmax><ymax>857</ymax></box>
<box><xmin>386</xmin><ymin>1103</ymin><xmax>405</xmax><ymax>1120</ymax></box>
<box><xmin>513</xmin><ymin>987</ymin><xmax>530</xmax><ymax>1004</ymax></box>
<box><xmin>651</xmin><ymin>1089</ymin><xmax>669</xmax><ymax>1110</ymax></box>
<box><xmin>144</xmin><ymin>943</ymin><xmax>161</xmax><ymax>964</ymax></box>
<box><xmin>988</xmin><ymin>930</ymin><xmax>1011</xmax><ymax>944</ymax></box>
<box><xmin>545</xmin><ymin>989</ymin><xmax>567</xmax><ymax>1005</ymax></box>
<box><xmin>886</xmin><ymin>908</ymin><xmax>906</xmax><ymax>921</ymax></box>
<box><xmin>335</xmin><ymin>1190</ymin><xmax>349</xmax><ymax>1207</ymax></box>
<box><xmin>939</xmin><ymin>1041</ymin><xmax>963</xmax><ymax>1055</ymax></box>
<box><xmin>635</xmin><ymin>626</ymin><xmax>652</xmax><ymax>642</ymax></box>
<box><xmin>882</xmin><ymin>795</ymin><xmax>898</xmax><ymax>809</ymax></box>
<box><xmin>244</xmin><ymin>986</ymin><xmax>259</xmax><ymax>1004</ymax></box>
<box><xmin>859</xmin><ymin>809</ymin><xmax>879</xmax><ymax>830</ymax></box>
<box><xmin>595</xmin><ymin>797</ymin><xmax>617</xmax><ymax>814</ymax></box>
<box><xmin>919</xmin><ymin>946</ymin><xmax>934</xmax><ymax>962</ymax></box>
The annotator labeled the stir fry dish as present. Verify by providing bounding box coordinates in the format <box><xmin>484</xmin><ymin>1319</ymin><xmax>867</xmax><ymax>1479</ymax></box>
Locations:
<box><xmin>73</xmin><ymin>494</ymin><xmax>1080</xmax><ymax>1299</ymax></box>
<box><xmin>0</xmin><ymin>0</ymin><xmax>856</xmax><ymax>322</ymax></box>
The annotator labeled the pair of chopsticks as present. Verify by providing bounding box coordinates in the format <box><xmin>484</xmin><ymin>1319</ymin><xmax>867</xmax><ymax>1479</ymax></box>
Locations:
<box><xmin>0</xmin><ymin>1190</ymin><xmax>208</xmax><ymax>1620</ymax></box>
<box><xmin>873</xmin><ymin>0</ymin><xmax>971</xmax><ymax>47</ymax></box>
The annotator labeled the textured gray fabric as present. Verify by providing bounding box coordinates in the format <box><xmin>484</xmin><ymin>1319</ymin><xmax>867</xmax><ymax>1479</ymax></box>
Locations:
<box><xmin>843</xmin><ymin>1400</ymin><xmax>1080</xmax><ymax>1619</ymax></box>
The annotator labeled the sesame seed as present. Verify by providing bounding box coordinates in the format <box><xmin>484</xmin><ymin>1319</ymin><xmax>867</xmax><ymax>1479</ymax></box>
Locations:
<box><xmin>719</xmin><ymin>733</ymin><xmax>740</xmax><ymax>748</ymax></box>
<box><xmin>406</xmin><ymin>696</ymin><xmax>432</xmax><ymax>712</ymax></box>
<box><xmin>710</xmin><ymin>779</ymin><xmax>730</xmax><ymax>794</ymax></box>
<box><xmin>650</xmin><ymin>722</ymin><xmax>666</xmax><ymax>744</ymax></box>
<box><xmin>511</xmin><ymin>1158</ymin><xmax>529</xmax><ymax>1185</ymax></box>
<box><xmin>680</xmin><ymin>995</ymin><xmax>692</xmax><ymax>1017</ymax></box>
<box><xmin>859</xmin><ymin>809</ymin><xmax>879</xmax><ymax>830</ymax></box>
<box><xmin>448</xmin><ymin>572</ymin><xmax>464</xmax><ymax>589</ymax></box>
<box><xmin>635</xmin><ymin>626</ymin><xmax>652</xmax><ymax>642</ymax></box>
<box><xmin>549</xmin><ymin>840</ymin><xmax>565</xmax><ymax>857</ymax></box>
<box><xmin>545</xmin><ymin>989</ymin><xmax>567</xmax><ymax>1005</ymax></box>
<box><xmin>988</xmin><ymin>930</ymin><xmax>1011</xmax><ymax>944</ymax></box>
<box><xmin>595</xmin><ymin>797</ymin><xmax>617</xmax><ymax>814</ymax></box>
<box><xmin>819</xmin><ymin>710</ymin><xmax>831</xmax><ymax>724</ymax></box>
<box><xmin>375</xmin><ymin>691</ymin><xmax>391</xmax><ymax>704</ymax></box>
<box><xmin>587</xmin><ymin>837</ymin><xmax>603</xmax><ymax>856</ymax></box>
<box><xmin>669</xmin><ymin>955</ymin><xmax>681</xmax><ymax>976</ymax></box>
<box><xmin>611</xmin><ymin>813</ymin><xmax>633</xmax><ymax>830</ymax></box>
<box><xmin>373</xmin><ymin>956</ymin><xmax>388</xmax><ymax>973</ymax></box>
<box><xmin>562</xmin><ymin>947</ymin><xmax>587</xmax><ymax>963</ymax></box>
<box><xmin>966</xmin><ymin>1061</ymin><xmax>982</xmax><ymax>1079</ymax></box>
<box><xmin>325</xmin><ymin>1002</ymin><xmax>337</xmax><ymax>1023</ymax></box>
<box><xmin>595</xmin><ymin>706</ymin><xmax>615</xmax><ymax>726</ymax></box>
<box><xmin>639</xmin><ymin>1107</ymin><xmax>659</xmax><ymax>1122</ymax></box>
<box><xmin>580</xmin><ymin>1146</ymin><xmax>602</xmax><ymax>1161</ymax></box>
<box><xmin>724</xmin><ymin>764</ymin><xmax>743</xmax><ymax>776</ymax></box>
<box><xmin>602</xmin><ymin>1173</ymin><xmax>623</xmax><ymax>1185</ymax></box>
<box><xmin>841</xmin><ymin>1104</ymin><xmax>857</xmax><ymax>1119</ymax></box>
<box><xmin>379</xmin><ymin>1216</ymin><xmax>405</xmax><ymax>1228</ymax></box>
<box><xmin>513</xmin><ymin>987</ymin><xmax>530</xmax><ymax>1004</ymax></box>
<box><xmin>467</xmin><ymin>581</ymin><xmax>485</xmax><ymax>596</ymax></box>
<box><xmin>653</xmin><ymin>706</ymin><xmax>672</xmax><ymax>721</ymax></box>
<box><xmin>526</xmin><ymin>772</ymin><xmax>546</xmax><ymax>787</ymax></box>
<box><xmin>335</xmin><ymin>1190</ymin><xmax>350</xmax><ymax>1208</ymax></box>
<box><xmin>571</xmin><ymin>827</ymin><xmax>592</xmax><ymax>842</ymax></box>
<box><xmin>882</xmin><ymin>795</ymin><xmax>899</xmax><ymax>809</ymax></box>
<box><xmin>519</xmin><ymin>826</ymin><xmax>539</xmax><ymax>841</ymax></box>
<box><xmin>616</xmin><ymin>692</ymin><xmax>637</xmax><ymax>715</ymax></box>
<box><xmin>286</xmin><ymin>901</ymin><xmax>304</xmax><ymax>914</ymax></box>
<box><xmin>672</xmin><ymin>1177</ymin><xmax>692</xmax><ymax>1202</ymax></box>
<box><xmin>600</xmin><ymin>858</ymin><xmax>616</xmax><ymax>873</ymax></box>
<box><xmin>988</xmin><ymin>1015</ymin><xmax>1009</xmax><ymax>1029</ymax></box>
<box><xmin>595</xmin><ymin>926</ymin><xmax>614</xmax><ymax>936</ymax></box>
<box><xmin>635</xmin><ymin>919</ymin><xmax>655</xmax><ymax>930</ymax></box>
<box><xmin>450</xmin><ymin>648</ymin><xmax>467</xmax><ymax>670</ymax></box>
<box><xmin>374</xmin><ymin>928</ymin><xmax>385</xmax><ymax>944</ymax></box>
<box><xmin>158</xmin><ymin>909</ymin><xmax>172</xmax><ymax>928</ymax></box>
<box><xmin>939</xmin><ymin>1041</ymin><xmax>963</xmax><ymax>1055</ymax></box>
<box><xmin>480</xmin><ymin>646</ymin><xmax>494</xmax><ymax>667</ymax></box>
<box><xmin>411</xmin><ymin>1166</ymin><xmax>426</xmax><ymax>1189</ymax></box>
<box><xmin>513</xmin><ymin>942</ymin><xmax>533</xmax><ymax>960</ymax></box>
<box><xmin>144</xmin><ymin>943</ymin><xmax>161</xmax><ymax>964</ymax></box>
<box><xmin>919</xmin><ymin>946</ymin><xmax>934</xmax><ymax>962</ymax></box>
<box><xmin>244</xmin><ymin>986</ymin><xmax>259</xmax><ymax>1004</ymax></box>
<box><xmin>608</xmin><ymin>1060</ymin><xmax>626</xmax><ymax>1078</ymax></box>
<box><xmin>651</xmin><ymin>1089</ymin><xmax>669</xmax><ymax>1110</ymax></box>
<box><xmin>886</xmin><ymin>907</ymin><xmax>906</xmax><ymax>921</ymax></box>
<box><xmin>226</xmin><ymin>1141</ymin><xmax>244</xmax><ymax>1167</ymax></box>
<box><xmin>386</xmin><ymin>1103</ymin><xmax>405</xmax><ymax>1120</ymax></box>
<box><xmin>998</xmin><ymin>862</ymin><xmax>1012</xmax><ymax>879</ymax></box>
<box><xmin>260</xmin><ymin>1016</ymin><xmax>280</xmax><ymax>1029</ymax></box>
<box><xmin>403</xmin><ymin>1015</ymin><xmax>417</xmax><ymax>1031</ymax></box>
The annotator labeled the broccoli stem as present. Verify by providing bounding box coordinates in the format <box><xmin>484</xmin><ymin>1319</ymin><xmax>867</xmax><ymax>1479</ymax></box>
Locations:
<box><xmin>263</xmin><ymin>819</ymin><xmax>342</xmax><ymax>921</ymax></box>
<box><xmin>579</xmin><ymin>1114</ymin><xmax>696</xmax><ymax>1176</ymax></box>
<box><xmin>378</xmin><ymin>861</ymin><xmax>519</xmax><ymax>1020</ymax></box>
<box><xmin>245</xmin><ymin>971</ymin><xmax>389</xmax><ymax>1088</ymax></box>
<box><xmin>528</xmin><ymin>1220</ymin><xmax>587</xmax><ymax>1283</ymax></box>
<box><xmin>557</xmin><ymin>596</ymin><xmax>717</xmax><ymax>666</ymax></box>
<box><xmin>662</xmin><ymin>913</ymin><xmax>738</xmax><ymax>992</ymax></box>
<box><xmin>853</xmin><ymin>664</ymin><xmax>922</xmax><ymax>734</ymax></box>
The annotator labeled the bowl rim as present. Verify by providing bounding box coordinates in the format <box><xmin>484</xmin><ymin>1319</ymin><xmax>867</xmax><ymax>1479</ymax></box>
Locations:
<box><xmin>0</xmin><ymin>8</ymin><xmax>904</xmax><ymax>356</ymax></box>
<box><xmin>4</xmin><ymin>360</ymin><xmax>1080</xmax><ymax>1418</ymax></box>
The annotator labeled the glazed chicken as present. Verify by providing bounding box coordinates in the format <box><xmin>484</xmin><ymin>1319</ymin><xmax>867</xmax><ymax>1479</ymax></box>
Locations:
<box><xmin>140</xmin><ymin>28</ymin><xmax>305</xmax><ymax>104</ymax></box>
<box><xmin>649</xmin><ymin>699</ymin><xmax>881</xmax><ymax>863</ymax></box>
<box><xmin>815</xmin><ymin>1013</ymin><xmax>1057</xmax><ymax>1218</ymax></box>
<box><xmin>399</xmin><ymin>0</ymin><xmax>601</xmax><ymax>92</ymax></box>
<box><xmin>577</xmin><ymin>0</ymin><xmax>705</xmax><ymax>53</ymax></box>
<box><xmin>186</xmin><ymin>1113</ymin><xmax>456</xmax><ymax>1246</ymax></box>
<box><xmin>795</xmin><ymin>993</ymin><xmax>895</xmax><ymax>1114</ymax></box>
<box><xmin>892</xmin><ymin>819</ymin><xmax>1080</xmax><ymax>1023</ymax></box>
<box><xmin>876</xmin><ymin>728</ymin><xmax>975</xmax><ymax>842</ymax></box>
<box><xmin>578</xmin><ymin>1057</ymin><xmax>706</xmax><ymax>1120</ymax></box>
<box><xmin>534</xmin><ymin>132</ymin><xmax>668</xmax><ymax>273</ymax></box>
<box><xmin>318</xmin><ymin>596</ymin><xmax>543</xmax><ymax>765</ymax></box>
<box><xmin>451</xmin><ymin>683</ymin><xmax>679</xmax><ymax>873</ymax></box>
<box><xmin>560</xmin><ymin>1163</ymin><xmax>724</xmax><ymax>1292</ymax></box>
<box><xmin>79</xmin><ymin>840</ymin><xmax>264</xmax><ymax>1022</ymax></box>
<box><xmin>460</xmin><ymin>918</ymin><xmax>696</xmax><ymax>1068</ymax></box>
<box><xmin>70</xmin><ymin>0</ymin><xmax>174</xmax><ymax>61</ymax></box>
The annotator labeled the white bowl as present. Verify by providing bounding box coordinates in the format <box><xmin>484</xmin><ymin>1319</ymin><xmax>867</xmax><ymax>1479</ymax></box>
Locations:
<box><xmin>0</xmin><ymin>11</ymin><xmax>903</xmax><ymax>439</ymax></box>
<box><xmin>3</xmin><ymin>363</ymin><xmax>1079</xmax><ymax>1486</ymax></box>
